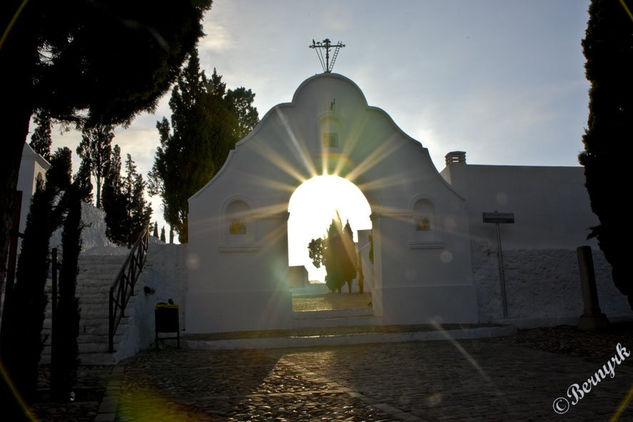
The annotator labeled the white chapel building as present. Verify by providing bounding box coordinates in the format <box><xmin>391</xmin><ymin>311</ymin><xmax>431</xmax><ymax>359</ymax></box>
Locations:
<box><xmin>185</xmin><ymin>72</ymin><xmax>631</xmax><ymax>334</ymax></box>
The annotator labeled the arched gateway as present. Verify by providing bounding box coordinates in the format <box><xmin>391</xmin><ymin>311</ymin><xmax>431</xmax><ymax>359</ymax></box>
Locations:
<box><xmin>186</xmin><ymin>73</ymin><xmax>478</xmax><ymax>333</ymax></box>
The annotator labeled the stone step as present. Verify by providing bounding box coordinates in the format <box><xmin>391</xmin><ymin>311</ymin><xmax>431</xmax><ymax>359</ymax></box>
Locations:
<box><xmin>185</xmin><ymin>324</ymin><xmax>518</xmax><ymax>351</ymax></box>
<box><xmin>38</xmin><ymin>253</ymin><xmax>141</xmax><ymax>366</ymax></box>
<box><xmin>79</xmin><ymin>255</ymin><xmax>128</xmax><ymax>264</ymax></box>
<box><xmin>292</xmin><ymin>315</ymin><xmax>380</xmax><ymax>329</ymax></box>
<box><xmin>292</xmin><ymin>307</ymin><xmax>374</xmax><ymax>319</ymax></box>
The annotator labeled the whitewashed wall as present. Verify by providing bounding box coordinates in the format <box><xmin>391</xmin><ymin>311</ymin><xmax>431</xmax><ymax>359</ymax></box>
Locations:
<box><xmin>471</xmin><ymin>242</ymin><xmax>632</xmax><ymax>326</ymax></box>
<box><xmin>117</xmin><ymin>243</ymin><xmax>186</xmax><ymax>359</ymax></box>
<box><xmin>441</xmin><ymin>155</ymin><xmax>633</xmax><ymax>326</ymax></box>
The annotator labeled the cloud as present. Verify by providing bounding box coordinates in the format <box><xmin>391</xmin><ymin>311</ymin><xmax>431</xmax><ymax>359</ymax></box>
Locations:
<box><xmin>200</xmin><ymin>22</ymin><xmax>234</xmax><ymax>52</ymax></box>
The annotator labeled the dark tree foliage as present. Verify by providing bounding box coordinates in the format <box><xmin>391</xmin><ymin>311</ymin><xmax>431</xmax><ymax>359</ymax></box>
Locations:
<box><xmin>153</xmin><ymin>222</ymin><xmax>159</xmax><ymax>237</ymax></box>
<box><xmin>74</xmin><ymin>158</ymin><xmax>94</xmax><ymax>204</ymax></box>
<box><xmin>0</xmin><ymin>0</ymin><xmax>211</xmax><ymax>311</ymax></box>
<box><xmin>29</xmin><ymin>112</ymin><xmax>52</xmax><ymax>161</ymax></box>
<box><xmin>224</xmin><ymin>87</ymin><xmax>260</xmax><ymax>139</ymax></box>
<box><xmin>51</xmin><ymin>182</ymin><xmax>83</xmax><ymax>400</ymax></box>
<box><xmin>580</xmin><ymin>0</ymin><xmax>633</xmax><ymax>309</ymax></box>
<box><xmin>160</xmin><ymin>226</ymin><xmax>166</xmax><ymax>242</ymax></box>
<box><xmin>103</xmin><ymin>150</ymin><xmax>151</xmax><ymax>247</ymax></box>
<box><xmin>149</xmin><ymin>51</ymin><xmax>259</xmax><ymax>242</ymax></box>
<box><xmin>77</xmin><ymin>124</ymin><xmax>114</xmax><ymax>208</ymax></box>
<box><xmin>0</xmin><ymin>148</ymin><xmax>70</xmax><ymax>409</ymax></box>
<box><xmin>342</xmin><ymin>221</ymin><xmax>357</xmax><ymax>293</ymax></box>
<box><xmin>102</xmin><ymin>145</ymin><xmax>126</xmax><ymax>245</ymax></box>
<box><xmin>125</xmin><ymin>155</ymin><xmax>152</xmax><ymax>246</ymax></box>
<box><xmin>308</xmin><ymin>238</ymin><xmax>325</xmax><ymax>268</ymax></box>
<box><xmin>310</xmin><ymin>218</ymin><xmax>357</xmax><ymax>293</ymax></box>
<box><xmin>324</xmin><ymin>218</ymin><xmax>345</xmax><ymax>293</ymax></box>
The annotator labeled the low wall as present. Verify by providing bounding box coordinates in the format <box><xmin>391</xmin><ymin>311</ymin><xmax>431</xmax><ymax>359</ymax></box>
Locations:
<box><xmin>116</xmin><ymin>244</ymin><xmax>186</xmax><ymax>360</ymax></box>
<box><xmin>471</xmin><ymin>241</ymin><xmax>632</xmax><ymax>326</ymax></box>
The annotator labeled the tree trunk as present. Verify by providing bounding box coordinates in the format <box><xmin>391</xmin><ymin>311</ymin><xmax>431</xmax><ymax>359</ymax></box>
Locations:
<box><xmin>96</xmin><ymin>175</ymin><xmax>102</xmax><ymax>209</ymax></box>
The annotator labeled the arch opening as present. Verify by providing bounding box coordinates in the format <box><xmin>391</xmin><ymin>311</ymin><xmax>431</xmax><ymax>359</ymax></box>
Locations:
<box><xmin>287</xmin><ymin>175</ymin><xmax>372</xmax><ymax>284</ymax></box>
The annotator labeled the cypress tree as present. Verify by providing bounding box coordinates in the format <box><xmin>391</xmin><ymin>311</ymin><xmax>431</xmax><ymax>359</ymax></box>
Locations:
<box><xmin>103</xmin><ymin>145</ymin><xmax>127</xmax><ymax>246</ymax></box>
<box><xmin>125</xmin><ymin>154</ymin><xmax>152</xmax><ymax>247</ymax></box>
<box><xmin>74</xmin><ymin>157</ymin><xmax>94</xmax><ymax>204</ymax></box>
<box><xmin>0</xmin><ymin>148</ymin><xmax>70</xmax><ymax>405</ymax></box>
<box><xmin>324</xmin><ymin>217</ymin><xmax>345</xmax><ymax>293</ymax></box>
<box><xmin>342</xmin><ymin>221</ymin><xmax>357</xmax><ymax>293</ymax></box>
<box><xmin>580</xmin><ymin>0</ymin><xmax>633</xmax><ymax>309</ymax></box>
<box><xmin>103</xmin><ymin>149</ymin><xmax>151</xmax><ymax>246</ymax></box>
<box><xmin>149</xmin><ymin>51</ymin><xmax>258</xmax><ymax>243</ymax></box>
<box><xmin>51</xmin><ymin>183</ymin><xmax>82</xmax><ymax>400</ymax></box>
<box><xmin>77</xmin><ymin>125</ymin><xmax>114</xmax><ymax>208</ymax></box>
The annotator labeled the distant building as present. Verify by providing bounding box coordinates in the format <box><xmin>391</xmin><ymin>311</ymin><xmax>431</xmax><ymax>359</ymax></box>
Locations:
<box><xmin>17</xmin><ymin>143</ymin><xmax>50</xmax><ymax>234</ymax></box>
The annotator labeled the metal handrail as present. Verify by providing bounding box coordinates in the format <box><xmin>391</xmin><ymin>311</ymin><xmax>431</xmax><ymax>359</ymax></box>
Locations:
<box><xmin>108</xmin><ymin>226</ymin><xmax>150</xmax><ymax>352</ymax></box>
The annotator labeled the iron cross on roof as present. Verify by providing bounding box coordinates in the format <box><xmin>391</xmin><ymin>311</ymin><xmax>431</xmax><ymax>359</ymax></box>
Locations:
<box><xmin>310</xmin><ymin>38</ymin><xmax>345</xmax><ymax>73</ymax></box>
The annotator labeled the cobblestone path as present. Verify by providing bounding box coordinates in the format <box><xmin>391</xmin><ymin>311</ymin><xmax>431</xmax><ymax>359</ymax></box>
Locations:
<box><xmin>116</xmin><ymin>340</ymin><xmax>633</xmax><ymax>421</ymax></box>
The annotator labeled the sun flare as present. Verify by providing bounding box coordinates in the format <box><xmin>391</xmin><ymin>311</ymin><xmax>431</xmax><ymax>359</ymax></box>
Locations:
<box><xmin>288</xmin><ymin>175</ymin><xmax>372</xmax><ymax>282</ymax></box>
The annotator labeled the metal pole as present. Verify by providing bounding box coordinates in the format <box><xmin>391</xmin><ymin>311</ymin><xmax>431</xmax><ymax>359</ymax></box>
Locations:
<box><xmin>496</xmin><ymin>223</ymin><xmax>508</xmax><ymax>318</ymax></box>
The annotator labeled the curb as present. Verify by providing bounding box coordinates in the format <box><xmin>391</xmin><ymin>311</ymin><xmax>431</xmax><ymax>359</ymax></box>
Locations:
<box><xmin>94</xmin><ymin>365</ymin><xmax>123</xmax><ymax>422</ymax></box>
<box><xmin>185</xmin><ymin>325</ymin><xmax>517</xmax><ymax>350</ymax></box>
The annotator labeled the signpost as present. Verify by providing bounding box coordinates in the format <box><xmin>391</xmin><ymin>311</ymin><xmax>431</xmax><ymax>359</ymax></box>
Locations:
<box><xmin>483</xmin><ymin>212</ymin><xmax>515</xmax><ymax>319</ymax></box>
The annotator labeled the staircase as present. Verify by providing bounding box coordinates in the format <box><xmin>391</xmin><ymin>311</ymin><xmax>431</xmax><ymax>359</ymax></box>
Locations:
<box><xmin>42</xmin><ymin>254</ymin><xmax>134</xmax><ymax>365</ymax></box>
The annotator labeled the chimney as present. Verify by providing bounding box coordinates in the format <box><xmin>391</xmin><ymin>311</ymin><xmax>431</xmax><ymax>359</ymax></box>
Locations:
<box><xmin>445</xmin><ymin>151</ymin><xmax>466</xmax><ymax>166</ymax></box>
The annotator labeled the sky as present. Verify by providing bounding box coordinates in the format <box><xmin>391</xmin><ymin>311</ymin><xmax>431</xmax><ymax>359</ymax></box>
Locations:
<box><xmin>49</xmin><ymin>0</ymin><xmax>592</xmax><ymax>246</ymax></box>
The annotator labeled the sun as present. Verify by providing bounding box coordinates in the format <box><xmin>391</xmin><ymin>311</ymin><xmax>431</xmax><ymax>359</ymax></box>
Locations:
<box><xmin>287</xmin><ymin>175</ymin><xmax>372</xmax><ymax>282</ymax></box>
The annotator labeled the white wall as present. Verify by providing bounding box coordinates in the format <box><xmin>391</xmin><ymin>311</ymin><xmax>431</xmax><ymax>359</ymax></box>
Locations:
<box><xmin>471</xmin><ymin>242</ymin><xmax>632</xmax><ymax>325</ymax></box>
<box><xmin>441</xmin><ymin>156</ymin><xmax>632</xmax><ymax>325</ymax></box>
<box><xmin>441</xmin><ymin>161</ymin><xmax>597</xmax><ymax>249</ymax></box>
<box><xmin>117</xmin><ymin>243</ymin><xmax>186</xmax><ymax>359</ymax></box>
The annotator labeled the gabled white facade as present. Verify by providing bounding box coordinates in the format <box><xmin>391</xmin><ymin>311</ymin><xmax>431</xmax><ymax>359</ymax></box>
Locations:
<box><xmin>186</xmin><ymin>73</ymin><xmax>479</xmax><ymax>333</ymax></box>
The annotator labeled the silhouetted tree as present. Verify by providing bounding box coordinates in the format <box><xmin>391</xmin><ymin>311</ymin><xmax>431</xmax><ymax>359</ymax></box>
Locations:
<box><xmin>74</xmin><ymin>157</ymin><xmax>93</xmax><ymax>204</ymax></box>
<box><xmin>308</xmin><ymin>238</ymin><xmax>326</xmax><ymax>269</ymax></box>
<box><xmin>29</xmin><ymin>112</ymin><xmax>52</xmax><ymax>161</ymax></box>
<box><xmin>324</xmin><ymin>218</ymin><xmax>345</xmax><ymax>293</ymax></box>
<box><xmin>0</xmin><ymin>0</ymin><xmax>212</xmax><ymax>310</ymax></box>
<box><xmin>124</xmin><ymin>154</ymin><xmax>152</xmax><ymax>247</ymax></box>
<box><xmin>153</xmin><ymin>222</ymin><xmax>159</xmax><ymax>237</ymax></box>
<box><xmin>103</xmin><ymin>145</ymin><xmax>127</xmax><ymax>246</ymax></box>
<box><xmin>149</xmin><ymin>51</ymin><xmax>258</xmax><ymax>242</ymax></box>
<box><xmin>77</xmin><ymin>124</ymin><xmax>114</xmax><ymax>208</ymax></box>
<box><xmin>103</xmin><ymin>151</ymin><xmax>151</xmax><ymax>247</ymax></box>
<box><xmin>160</xmin><ymin>227</ymin><xmax>166</xmax><ymax>242</ymax></box>
<box><xmin>580</xmin><ymin>0</ymin><xmax>633</xmax><ymax>309</ymax></box>
<box><xmin>342</xmin><ymin>221</ymin><xmax>357</xmax><ymax>293</ymax></box>
<box><xmin>310</xmin><ymin>218</ymin><xmax>357</xmax><ymax>293</ymax></box>
<box><xmin>51</xmin><ymin>181</ymin><xmax>83</xmax><ymax>400</ymax></box>
<box><xmin>0</xmin><ymin>148</ymin><xmax>70</xmax><ymax>408</ymax></box>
